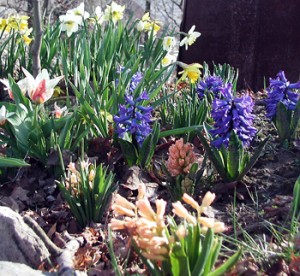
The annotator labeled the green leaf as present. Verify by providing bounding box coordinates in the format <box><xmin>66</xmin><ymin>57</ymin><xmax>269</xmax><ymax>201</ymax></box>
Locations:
<box><xmin>237</xmin><ymin>136</ymin><xmax>270</xmax><ymax>181</ymax></box>
<box><xmin>160</xmin><ymin>125</ymin><xmax>203</xmax><ymax>138</ymax></box>
<box><xmin>191</xmin><ymin>228</ymin><xmax>214</xmax><ymax>276</ymax></box>
<box><xmin>227</xmin><ymin>132</ymin><xmax>243</xmax><ymax>181</ymax></box>
<box><xmin>118</xmin><ymin>139</ymin><xmax>138</xmax><ymax>166</ymax></box>
<box><xmin>170</xmin><ymin>242</ymin><xmax>191</xmax><ymax>276</ymax></box>
<box><xmin>0</xmin><ymin>157</ymin><xmax>30</xmax><ymax>167</ymax></box>
<box><xmin>197</xmin><ymin>130</ymin><xmax>228</xmax><ymax>181</ymax></box>
<box><xmin>275</xmin><ymin>102</ymin><xmax>292</xmax><ymax>143</ymax></box>
<box><xmin>291</xmin><ymin>100</ymin><xmax>300</xmax><ymax>138</ymax></box>
<box><xmin>139</xmin><ymin>122</ymin><xmax>160</xmax><ymax>168</ymax></box>
<box><xmin>207</xmin><ymin>248</ymin><xmax>242</xmax><ymax>276</ymax></box>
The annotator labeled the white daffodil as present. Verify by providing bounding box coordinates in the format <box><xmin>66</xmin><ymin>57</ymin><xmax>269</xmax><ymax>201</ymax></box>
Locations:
<box><xmin>103</xmin><ymin>1</ymin><xmax>125</xmax><ymax>24</ymax></box>
<box><xmin>66</xmin><ymin>2</ymin><xmax>90</xmax><ymax>23</ymax></box>
<box><xmin>0</xmin><ymin>105</ymin><xmax>7</xmax><ymax>126</ymax></box>
<box><xmin>0</xmin><ymin>78</ymin><xmax>28</xmax><ymax>100</ymax></box>
<box><xmin>22</xmin><ymin>68</ymin><xmax>64</xmax><ymax>104</ymax></box>
<box><xmin>180</xmin><ymin>25</ymin><xmax>201</xmax><ymax>50</ymax></box>
<box><xmin>162</xmin><ymin>36</ymin><xmax>176</xmax><ymax>52</ymax></box>
<box><xmin>59</xmin><ymin>14</ymin><xmax>82</xmax><ymax>37</ymax></box>
<box><xmin>94</xmin><ymin>6</ymin><xmax>104</xmax><ymax>25</ymax></box>
<box><xmin>161</xmin><ymin>54</ymin><xmax>176</xmax><ymax>67</ymax></box>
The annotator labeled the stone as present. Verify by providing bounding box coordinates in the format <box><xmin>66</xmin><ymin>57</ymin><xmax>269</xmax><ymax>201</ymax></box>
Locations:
<box><xmin>0</xmin><ymin>207</ymin><xmax>50</xmax><ymax>268</ymax></box>
<box><xmin>0</xmin><ymin>261</ymin><xmax>54</xmax><ymax>276</ymax></box>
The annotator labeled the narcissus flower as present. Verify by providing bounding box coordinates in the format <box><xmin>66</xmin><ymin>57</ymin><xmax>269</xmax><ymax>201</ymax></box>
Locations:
<box><xmin>136</xmin><ymin>12</ymin><xmax>160</xmax><ymax>36</ymax></box>
<box><xmin>103</xmin><ymin>1</ymin><xmax>125</xmax><ymax>24</ymax></box>
<box><xmin>166</xmin><ymin>138</ymin><xmax>197</xmax><ymax>176</ymax></box>
<box><xmin>22</xmin><ymin>68</ymin><xmax>64</xmax><ymax>104</ymax></box>
<box><xmin>66</xmin><ymin>2</ymin><xmax>90</xmax><ymax>22</ymax></box>
<box><xmin>94</xmin><ymin>6</ymin><xmax>104</xmax><ymax>25</ymax></box>
<box><xmin>180</xmin><ymin>25</ymin><xmax>201</xmax><ymax>50</ymax></box>
<box><xmin>210</xmin><ymin>84</ymin><xmax>257</xmax><ymax>148</ymax></box>
<box><xmin>197</xmin><ymin>75</ymin><xmax>224</xmax><ymax>99</ymax></box>
<box><xmin>161</xmin><ymin>53</ymin><xmax>176</xmax><ymax>67</ymax></box>
<box><xmin>59</xmin><ymin>13</ymin><xmax>82</xmax><ymax>37</ymax></box>
<box><xmin>265</xmin><ymin>70</ymin><xmax>300</xmax><ymax>119</ymax></box>
<box><xmin>177</xmin><ymin>62</ymin><xmax>202</xmax><ymax>84</ymax></box>
<box><xmin>162</xmin><ymin>36</ymin><xmax>176</xmax><ymax>52</ymax></box>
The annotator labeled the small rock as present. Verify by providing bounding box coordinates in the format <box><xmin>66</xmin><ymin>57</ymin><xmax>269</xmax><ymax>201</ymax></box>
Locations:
<box><xmin>0</xmin><ymin>207</ymin><xmax>50</xmax><ymax>268</ymax></box>
<box><xmin>0</xmin><ymin>261</ymin><xmax>54</xmax><ymax>276</ymax></box>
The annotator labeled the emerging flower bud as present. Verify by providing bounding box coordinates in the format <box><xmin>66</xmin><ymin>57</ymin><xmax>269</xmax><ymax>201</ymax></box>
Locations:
<box><xmin>201</xmin><ymin>191</ymin><xmax>216</xmax><ymax>208</ymax></box>
<box><xmin>182</xmin><ymin>193</ymin><xmax>200</xmax><ymax>210</ymax></box>
<box><xmin>172</xmin><ymin>201</ymin><xmax>197</xmax><ymax>225</ymax></box>
<box><xmin>166</xmin><ymin>138</ymin><xmax>197</xmax><ymax>176</ymax></box>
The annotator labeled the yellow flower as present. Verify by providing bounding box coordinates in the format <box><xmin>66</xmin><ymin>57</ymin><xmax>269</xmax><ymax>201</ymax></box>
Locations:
<box><xmin>0</xmin><ymin>18</ymin><xmax>8</xmax><ymax>31</ymax></box>
<box><xmin>177</xmin><ymin>62</ymin><xmax>202</xmax><ymax>84</ymax></box>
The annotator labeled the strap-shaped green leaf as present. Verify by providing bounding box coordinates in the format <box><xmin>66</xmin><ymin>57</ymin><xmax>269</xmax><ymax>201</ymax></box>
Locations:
<box><xmin>118</xmin><ymin>139</ymin><xmax>138</xmax><ymax>167</ymax></box>
<box><xmin>237</xmin><ymin>136</ymin><xmax>270</xmax><ymax>181</ymax></box>
<box><xmin>291</xmin><ymin>100</ymin><xmax>300</xmax><ymax>138</ymax></box>
<box><xmin>275</xmin><ymin>102</ymin><xmax>292</xmax><ymax>142</ymax></box>
<box><xmin>0</xmin><ymin>157</ymin><xmax>30</xmax><ymax>167</ymax></box>
<box><xmin>207</xmin><ymin>248</ymin><xmax>242</xmax><ymax>276</ymax></box>
<box><xmin>227</xmin><ymin>132</ymin><xmax>243</xmax><ymax>181</ymax></box>
<box><xmin>192</xmin><ymin>228</ymin><xmax>214</xmax><ymax>276</ymax></box>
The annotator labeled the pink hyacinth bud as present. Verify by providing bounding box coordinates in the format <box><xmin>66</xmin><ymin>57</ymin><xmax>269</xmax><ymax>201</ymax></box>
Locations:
<box><xmin>166</xmin><ymin>138</ymin><xmax>197</xmax><ymax>177</ymax></box>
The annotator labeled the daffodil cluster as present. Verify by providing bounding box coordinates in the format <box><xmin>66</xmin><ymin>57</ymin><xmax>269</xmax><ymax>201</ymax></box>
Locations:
<box><xmin>59</xmin><ymin>1</ymin><xmax>125</xmax><ymax>37</ymax></box>
<box><xmin>161</xmin><ymin>36</ymin><xmax>177</xmax><ymax>67</ymax></box>
<box><xmin>0</xmin><ymin>14</ymin><xmax>32</xmax><ymax>45</ymax></box>
<box><xmin>265</xmin><ymin>70</ymin><xmax>300</xmax><ymax>119</ymax></box>
<box><xmin>109</xmin><ymin>184</ymin><xmax>225</xmax><ymax>263</ymax></box>
<box><xmin>136</xmin><ymin>12</ymin><xmax>161</xmax><ymax>37</ymax></box>
<box><xmin>210</xmin><ymin>84</ymin><xmax>257</xmax><ymax>148</ymax></box>
<box><xmin>114</xmin><ymin>72</ymin><xmax>153</xmax><ymax>146</ymax></box>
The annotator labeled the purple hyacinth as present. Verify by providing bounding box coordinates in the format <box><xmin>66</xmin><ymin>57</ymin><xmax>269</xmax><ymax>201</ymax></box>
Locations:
<box><xmin>210</xmin><ymin>84</ymin><xmax>257</xmax><ymax>148</ymax></box>
<box><xmin>114</xmin><ymin>73</ymin><xmax>152</xmax><ymax>146</ymax></box>
<box><xmin>265</xmin><ymin>71</ymin><xmax>300</xmax><ymax>119</ymax></box>
<box><xmin>197</xmin><ymin>75</ymin><xmax>224</xmax><ymax>99</ymax></box>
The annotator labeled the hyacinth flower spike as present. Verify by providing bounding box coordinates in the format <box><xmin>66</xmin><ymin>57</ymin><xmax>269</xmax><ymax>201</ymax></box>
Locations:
<box><xmin>265</xmin><ymin>71</ymin><xmax>300</xmax><ymax>142</ymax></box>
<box><xmin>22</xmin><ymin>68</ymin><xmax>64</xmax><ymax>104</ymax></box>
<box><xmin>265</xmin><ymin>70</ymin><xmax>300</xmax><ymax>119</ymax></box>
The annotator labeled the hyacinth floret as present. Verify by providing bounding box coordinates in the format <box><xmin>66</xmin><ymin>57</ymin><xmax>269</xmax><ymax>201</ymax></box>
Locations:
<box><xmin>197</xmin><ymin>74</ymin><xmax>224</xmax><ymax>99</ymax></box>
<box><xmin>265</xmin><ymin>70</ymin><xmax>300</xmax><ymax>119</ymax></box>
<box><xmin>114</xmin><ymin>73</ymin><xmax>153</xmax><ymax>146</ymax></box>
<box><xmin>210</xmin><ymin>83</ymin><xmax>256</xmax><ymax>148</ymax></box>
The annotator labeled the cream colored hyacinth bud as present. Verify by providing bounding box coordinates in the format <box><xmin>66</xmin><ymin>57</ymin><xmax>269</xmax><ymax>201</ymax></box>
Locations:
<box><xmin>198</xmin><ymin>217</ymin><xmax>215</xmax><ymax>228</ymax></box>
<box><xmin>137</xmin><ymin>183</ymin><xmax>146</xmax><ymax>200</ymax></box>
<box><xmin>201</xmin><ymin>191</ymin><xmax>216</xmax><ymax>208</ymax></box>
<box><xmin>212</xmin><ymin>222</ymin><xmax>226</xmax><ymax>233</ymax></box>
<box><xmin>114</xmin><ymin>194</ymin><xmax>136</xmax><ymax>211</ymax></box>
<box><xmin>137</xmin><ymin>199</ymin><xmax>156</xmax><ymax>221</ymax></box>
<box><xmin>175</xmin><ymin>224</ymin><xmax>187</xmax><ymax>240</ymax></box>
<box><xmin>172</xmin><ymin>201</ymin><xmax>197</xmax><ymax>225</ymax></box>
<box><xmin>108</xmin><ymin>218</ymin><xmax>126</xmax><ymax>230</ymax></box>
<box><xmin>88</xmin><ymin>169</ymin><xmax>96</xmax><ymax>182</ymax></box>
<box><xmin>182</xmin><ymin>193</ymin><xmax>200</xmax><ymax>210</ymax></box>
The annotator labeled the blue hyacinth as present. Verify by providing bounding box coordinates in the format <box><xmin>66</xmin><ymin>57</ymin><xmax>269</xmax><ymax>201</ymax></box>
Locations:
<box><xmin>114</xmin><ymin>73</ymin><xmax>153</xmax><ymax>146</ymax></box>
<box><xmin>197</xmin><ymin>75</ymin><xmax>224</xmax><ymax>100</ymax></box>
<box><xmin>265</xmin><ymin>71</ymin><xmax>300</xmax><ymax>119</ymax></box>
<box><xmin>210</xmin><ymin>84</ymin><xmax>256</xmax><ymax>148</ymax></box>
